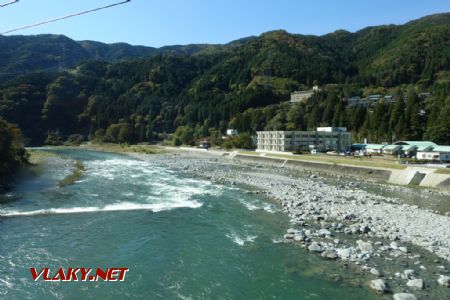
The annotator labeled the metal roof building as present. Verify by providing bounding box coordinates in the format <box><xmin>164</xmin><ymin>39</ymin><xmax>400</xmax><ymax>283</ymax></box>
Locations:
<box><xmin>417</xmin><ymin>145</ymin><xmax>450</xmax><ymax>162</ymax></box>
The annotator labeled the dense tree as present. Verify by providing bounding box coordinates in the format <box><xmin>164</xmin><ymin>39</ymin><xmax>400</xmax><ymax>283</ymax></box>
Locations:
<box><xmin>0</xmin><ymin>118</ymin><xmax>27</xmax><ymax>190</ymax></box>
<box><xmin>105</xmin><ymin>123</ymin><xmax>134</xmax><ymax>143</ymax></box>
<box><xmin>403</xmin><ymin>90</ymin><xmax>422</xmax><ymax>140</ymax></box>
<box><xmin>0</xmin><ymin>13</ymin><xmax>450</xmax><ymax>146</ymax></box>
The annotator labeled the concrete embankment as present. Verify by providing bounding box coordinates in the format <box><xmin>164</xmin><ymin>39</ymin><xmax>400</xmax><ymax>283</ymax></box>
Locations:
<box><xmin>232</xmin><ymin>153</ymin><xmax>450</xmax><ymax>189</ymax></box>
<box><xmin>161</xmin><ymin>147</ymin><xmax>450</xmax><ymax>189</ymax></box>
<box><xmin>390</xmin><ymin>167</ymin><xmax>450</xmax><ymax>189</ymax></box>
<box><xmin>234</xmin><ymin>154</ymin><xmax>391</xmax><ymax>181</ymax></box>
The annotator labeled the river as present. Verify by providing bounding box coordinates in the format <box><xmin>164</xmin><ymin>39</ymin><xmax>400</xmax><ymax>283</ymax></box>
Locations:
<box><xmin>0</xmin><ymin>149</ymin><xmax>377</xmax><ymax>299</ymax></box>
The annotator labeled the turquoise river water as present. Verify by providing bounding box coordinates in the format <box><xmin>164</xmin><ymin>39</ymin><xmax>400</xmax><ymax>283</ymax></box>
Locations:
<box><xmin>0</xmin><ymin>149</ymin><xmax>378</xmax><ymax>299</ymax></box>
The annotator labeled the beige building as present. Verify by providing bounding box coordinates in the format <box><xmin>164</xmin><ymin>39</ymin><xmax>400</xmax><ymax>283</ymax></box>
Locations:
<box><xmin>256</xmin><ymin>128</ymin><xmax>351</xmax><ymax>153</ymax></box>
<box><xmin>290</xmin><ymin>86</ymin><xmax>320</xmax><ymax>103</ymax></box>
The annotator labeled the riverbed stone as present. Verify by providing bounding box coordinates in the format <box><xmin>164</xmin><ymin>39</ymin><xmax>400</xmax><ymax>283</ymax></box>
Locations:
<box><xmin>286</xmin><ymin>228</ymin><xmax>298</xmax><ymax>234</ymax></box>
<box><xmin>360</xmin><ymin>225</ymin><xmax>371</xmax><ymax>234</ymax></box>
<box><xmin>337</xmin><ymin>247</ymin><xmax>355</xmax><ymax>260</ymax></box>
<box><xmin>357</xmin><ymin>240</ymin><xmax>373</xmax><ymax>252</ymax></box>
<box><xmin>344</xmin><ymin>213</ymin><xmax>357</xmax><ymax>220</ymax></box>
<box><xmin>399</xmin><ymin>246</ymin><xmax>409</xmax><ymax>253</ymax></box>
<box><xmin>318</xmin><ymin>229</ymin><xmax>332</xmax><ymax>237</ymax></box>
<box><xmin>437</xmin><ymin>275</ymin><xmax>450</xmax><ymax>287</ymax></box>
<box><xmin>406</xmin><ymin>278</ymin><xmax>424</xmax><ymax>290</ymax></box>
<box><xmin>308</xmin><ymin>242</ymin><xmax>323</xmax><ymax>252</ymax></box>
<box><xmin>393</xmin><ymin>293</ymin><xmax>417</xmax><ymax>300</ymax></box>
<box><xmin>370</xmin><ymin>268</ymin><xmax>381</xmax><ymax>276</ymax></box>
<box><xmin>369</xmin><ymin>279</ymin><xmax>388</xmax><ymax>293</ymax></box>
<box><xmin>404</xmin><ymin>269</ymin><xmax>415</xmax><ymax>279</ymax></box>
<box><xmin>283</xmin><ymin>234</ymin><xmax>294</xmax><ymax>240</ymax></box>
<box><xmin>293</xmin><ymin>232</ymin><xmax>306</xmax><ymax>242</ymax></box>
<box><xmin>321</xmin><ymin>249</ymin><xmax>338</xmax><ymax>259</ymax></box>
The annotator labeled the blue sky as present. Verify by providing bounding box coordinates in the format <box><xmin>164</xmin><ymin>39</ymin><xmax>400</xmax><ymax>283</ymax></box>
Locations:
<box><xmin>0</xmin><ymin>0</ymin><xmax>449</xmax><ymax>47</ymax></box>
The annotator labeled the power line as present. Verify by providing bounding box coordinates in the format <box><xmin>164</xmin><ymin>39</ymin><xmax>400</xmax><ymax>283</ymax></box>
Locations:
<box><xmin>0</xmin><ymin>0</ymin><xmax>131</xmax><ymax>35</ymax></box>
<box><xmin>0</xmin><ymin>0</ymin><xmax>19</xmax><ymax>8</ymax></box>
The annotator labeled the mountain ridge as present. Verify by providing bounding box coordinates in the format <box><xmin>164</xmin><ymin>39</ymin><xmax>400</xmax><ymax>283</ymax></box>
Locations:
<box><xmin>0</xmin><ymin>12</ymin><xmax>448</xmax><ymax>81</ymax></box>
<box><xmin>0</xmin><ymin>12</ymin><xmax>449</xmax><ymax>146</ymax></box>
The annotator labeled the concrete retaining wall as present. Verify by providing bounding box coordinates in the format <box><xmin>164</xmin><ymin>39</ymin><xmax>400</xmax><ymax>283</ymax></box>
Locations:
<box><xmin>234</xmin><ymin>154</ymin><xmax>286</xmax><ymax>166</ymax></box>
<box><xmin>420</xmin><ymin>173</ymin><xmax>450</xmax><ymax>188</ymax></box>
<box><xmin>437</xmin><ymin>178</ymin><xmax>450</xmax><ymax>189</ymax></box>
<box><xmin>233</xmin><ymin>154</ymin><xmax>450</xmax><ymax>189</ymax></box>
<box><xmin>285</xmin><ymin>160</ymin><xmax>391</xmax><ymax>182</ymax></box>
<box><xmin>234</xmin><ymin>154</ymin><xmax>391</xmax><ymax>182</ymax></box>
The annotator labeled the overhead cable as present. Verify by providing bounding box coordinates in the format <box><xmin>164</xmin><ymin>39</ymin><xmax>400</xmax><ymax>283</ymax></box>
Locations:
<box><xmin>0</xmin><ymin>0</ymin><xmax>131</xmax><ymax>35</ymax></box>
<box><xmin>0</xmin><ymin>0</ymin><xmax>19</xmax><ymax>8</ymax></box>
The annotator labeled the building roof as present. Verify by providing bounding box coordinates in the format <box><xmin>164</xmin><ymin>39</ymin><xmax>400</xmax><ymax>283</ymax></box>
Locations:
<box><xmin>292</xmin><ymin>90</ymin><xmax>314</xmax><ymax>95</ymax></box>
<box><xmin>431</xmin><ymin>145</ymin><xmax>450</xmax><ymax>152</ymax></box>
<box><xmin>416</xmin><ymin>144</ymin><xmax>435</xmax><ymax>151</ymax></box>
<box><xmin>364</xmin><ymin>144</ymin><xmax>385</xmax><ymax>150</ymax></box>
<box><xmin>383</xmin><ymin>144</ymin><xmax>402</xmax><ymax>151</ymax></box>
<box><xmin>393</xmin><ymin>141</ymin><xmax>437</xmax><ymax>147</ymax></box>
<box><xmin>402</xmin><ymin>145</ymin><xmax>417</xmax><ymax>152</ymax></box>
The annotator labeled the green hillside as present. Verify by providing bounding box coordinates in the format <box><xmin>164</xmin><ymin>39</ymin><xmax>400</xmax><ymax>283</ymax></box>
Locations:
<box><xmin>0</xmin><ymin>34</ymin><xmax>216</xmax><ymax>81</ymax></box>
<box><xmin>0</xmin><ymin>13</ymin><xmax>449</xmax><ymax>146</ymax></box>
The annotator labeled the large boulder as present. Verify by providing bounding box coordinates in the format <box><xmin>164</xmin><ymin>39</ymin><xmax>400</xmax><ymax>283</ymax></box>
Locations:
<box><xmin>406</xmin><ymin>279</ymin><xmax>424</xmax><ymax>290</ymax></box>
<box><xmin>308</xmin><ymin>242</ymin><xmax>323</xmax><ymax>252</ymax></box>
<box><xmin>293</xmin><ymin>231</ymin><xmax>307</xmax><ymax>242</ymax></box>
<box><xmin>337</xmin><ymin>247</ymin><xmax>355</xmax><ymax>260</ymax></box>
<box><xmin>357</xmin><ymin>240</ymin><xmax>373</xmax><ymax>252</ymax></box>
<box><xmin>393</xmin><ymin>293</ymin><xmax>417</xmax><ymax>300</ymax></box>
<box><xmin>369</xmin><ymin>279</ymin><xmax>389</xmax><ymax>293</ymax></box>
<box><xmin>437</xmin><ymin>275</ymin><xmax>450</xmax><ymax>287</ymax></box>
<box><xmin>321</xmin><ymin>249</ymin><xmax>338</xmax><ymax>259</ymax></box>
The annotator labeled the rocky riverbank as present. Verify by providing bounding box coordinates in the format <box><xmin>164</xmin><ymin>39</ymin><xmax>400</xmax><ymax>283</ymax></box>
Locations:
<box><xmin>129</xmin><ymin>150</ymin><xmax>450</xmax><ymax>299</ymax></box>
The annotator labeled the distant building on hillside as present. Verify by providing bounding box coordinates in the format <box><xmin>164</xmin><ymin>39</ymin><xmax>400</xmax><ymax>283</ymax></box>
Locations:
<box><xmin>290</xmin><ymin>86</ymin><xmax>320</xmax><ymax>103</ymax></box>
<box><xmin>346</xmin><ymin>94</ymin><xmax>395</xmax><ymax>108</ymax></box>
<box><xmin>317</xmin><ymin>127</ymin><xmax>347</xmax><ymax>133</ymax></box>
<box><xmin>346</xmin><ymin>92</ymin><xmax>431</xmax><ymax>108</ymax></box>
<box><xmin>418</xmin><ymin>92</ymin><xmax>432</xmax><ymax>101</ymax></box>
<box><xmin>347</xmin><ymin>96</ymin><xmax>363</xmax><ymax>107</ymax></box>
<box><xmin>226</xmin><ymin>129</ymin><xmax>238</xmax><ymax>137</ymax></box>
<box><xmin>256</xmin><ymin>127</ymin><xmax>351</xmax><ymax>153</ymax></box>
<box><xmin>384</xmin><ymin>95</ymin><xmax>395</xmax><ymax>103</ymax></box>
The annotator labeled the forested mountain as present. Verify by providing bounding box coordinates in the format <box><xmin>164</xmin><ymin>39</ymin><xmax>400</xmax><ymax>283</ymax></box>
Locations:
<box><xmin>0</xmin><ymin>13</ymin><xmax>449</xmax><ymax>146</ymax></box>
<box><xmin>0</xmin><ymin>34</ymin><xmax>220</xmax><ymax>81</ymax></box>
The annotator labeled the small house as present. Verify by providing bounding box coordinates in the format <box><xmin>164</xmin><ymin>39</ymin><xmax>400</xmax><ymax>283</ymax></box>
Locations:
<box><xmin>364</xmin><ymin>144</ymin><xmax>385</xmax><ymax>154</ymax></box>
<box><xmin>381</xmin><ymin>144</ymin><xmax>403</xmax><ymax>155</ymax></box>
<box><xmin>226</xmin><ymin>129</ymin><xmax>238</xmax><ymax>137</ymax></box>
<box><xmin>417</xmin><ymin>145</ymin><xmax>450</xmax><ymax>162</ymax></box>
<box><xmin>198</xmin><ymin>140</ymin><xmax>211</xmax><ymax>149</ymax></box>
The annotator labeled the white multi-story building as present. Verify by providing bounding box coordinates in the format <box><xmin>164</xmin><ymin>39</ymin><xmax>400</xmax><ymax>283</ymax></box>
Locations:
<box><xmin>256</xmin><ymin>128</ymin><xmax>352</xmax><ymax>153</ymax></box>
